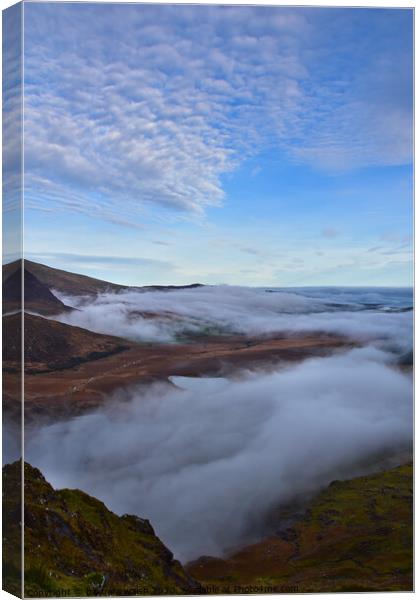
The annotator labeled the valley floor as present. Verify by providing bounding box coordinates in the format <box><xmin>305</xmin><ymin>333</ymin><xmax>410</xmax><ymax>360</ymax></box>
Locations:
<box><xmin>5</xmin><ymin>326</ymin><xmax>353</xmax><ymax>423</ymax></box>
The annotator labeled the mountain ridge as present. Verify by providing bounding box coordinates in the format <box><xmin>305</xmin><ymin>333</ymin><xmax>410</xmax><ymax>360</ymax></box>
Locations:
<box><xmin>3</xmin><ymin>267</ymin><xmax>74</xmax><ymax>316</ymax></box>
<box><xmin>3</xmin><ymin>260</ymin><xmax>203</xmax><ymax>297</ymax></box>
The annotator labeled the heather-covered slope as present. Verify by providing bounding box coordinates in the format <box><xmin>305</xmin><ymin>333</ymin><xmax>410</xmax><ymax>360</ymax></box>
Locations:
<box><xmin>188</xmin><ymin>463</ymin><xmax>413</xmax><ymax>593</ymax></box>
<box><xmin>3</xmin><ymin>260</ymin><xmax>202</xmax><ymax>297</ymax></box>
<box><xmin>3</xmin><ymin>313</ymin><xmax>131</xmax><ymax>373</ymax></box>
<box><xmin>2</xmin><ymin>259</ymin><xmax>202</xmax><ymax>297</ymax></box>
<box><xmin>3</xmin><ymin>268</ymin><xmax>73</xmax><ymax>316</ymax></box>
<box><xmin>3</xmin><ymin>462</ymin><xmax>200</xmax><ymax>597</ymax></box>
<box><xmin>3</xmin><ymin>260</ymin><xmax>125</xmax><ymax>297</ymax></box>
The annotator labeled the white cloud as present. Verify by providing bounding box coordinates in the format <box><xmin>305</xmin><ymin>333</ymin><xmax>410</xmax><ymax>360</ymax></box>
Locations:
<box><xmin>26</xmin><ymin>346</ymin><xmax>412</xmax><ymax>561</ymax></box>
<box><xmin>22</xmin><ymin>5</ymin><xmax>412</xmax><ymax>226</ymax></box>
<box><xmin>55</xmin><ymin>285</ymin><xmax>413</xmax><ymax>354</ymax></box>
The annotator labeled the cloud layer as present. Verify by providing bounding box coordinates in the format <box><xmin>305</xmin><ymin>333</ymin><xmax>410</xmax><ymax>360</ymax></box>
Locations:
<box><xmin>26</xmin><ymin>347</ymin><xmax>412</xmax><ymax>561</ymax></box>
<box><xmin>56</xmin><ymin>285</ymin><xmax>413</xmax><ymax>355</ymax></box>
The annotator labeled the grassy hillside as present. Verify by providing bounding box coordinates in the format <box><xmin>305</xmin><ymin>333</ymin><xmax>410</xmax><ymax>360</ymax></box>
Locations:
<box><xmin>3</xmin><ymin>313</ymin><xmax>131</xmax><ymax>374</ymax></box>
<box><xmin>188</xmin><ymin>463</ymin><xmax>413</xmax><ymax>593</ymax></box>
<box><xmin>3</xmin><ymin>462</ymin><xmax>200</xmax><ymax>597</ymax></box>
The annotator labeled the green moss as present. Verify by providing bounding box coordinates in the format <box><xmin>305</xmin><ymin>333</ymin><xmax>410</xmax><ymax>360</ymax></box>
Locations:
<box><xmin>189</xmin><ymin>462</ymin><xmax>413</xmax><ymax>593</ymax></box>
<box><xmin>3</xmin><ymin>461</ymin><xmax>200</xmax><ymax>597</ymax></box>
<box><xmin>4</xmin><ymin>460</ymin><xmax>413</xmax><ymax>595</ymax></box>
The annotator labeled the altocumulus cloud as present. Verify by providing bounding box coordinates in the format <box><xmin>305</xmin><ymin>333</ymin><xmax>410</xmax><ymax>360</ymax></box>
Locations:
<box><xmin>23</xmin><ymin>5</ymin><xmax>413</xmax><ymax>226</ymax></box>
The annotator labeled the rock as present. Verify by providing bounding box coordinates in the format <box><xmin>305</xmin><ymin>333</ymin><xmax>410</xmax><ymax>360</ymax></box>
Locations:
<box><xmin>3</xmin><ymin>461</ymin><xmax>201</xmax><ymax>597</ymax></box>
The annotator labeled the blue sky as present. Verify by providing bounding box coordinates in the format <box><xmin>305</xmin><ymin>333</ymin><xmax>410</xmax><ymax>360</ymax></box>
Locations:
<box><xmin>17</xmin><ymin>3</ymin><xmax>413</xmax><ymax>286</ymax></box>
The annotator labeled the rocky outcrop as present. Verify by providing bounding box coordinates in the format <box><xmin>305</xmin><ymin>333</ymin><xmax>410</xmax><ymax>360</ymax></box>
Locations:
<box><xmin>3</xmin><ymin>462</ymin><xmax>200</xmax><ymax>597</ymax></box>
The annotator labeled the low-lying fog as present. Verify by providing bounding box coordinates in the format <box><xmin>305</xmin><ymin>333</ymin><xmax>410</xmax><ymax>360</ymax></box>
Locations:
<box><xmin>55</xmin><ymin>285</ymin><xmax>413</xmax><ymax>355</ymax></box>
<box><xmin>26</xmin><ymin>346</ymin><xmax>412</xmax><ymax>562</ymax></box>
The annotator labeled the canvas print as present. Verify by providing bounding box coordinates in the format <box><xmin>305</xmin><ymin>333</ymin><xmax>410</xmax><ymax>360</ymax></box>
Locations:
<box><xmin>2</xmin><ymin>2</ymin><xmax>413</xmax><ymax>597</ymax></box>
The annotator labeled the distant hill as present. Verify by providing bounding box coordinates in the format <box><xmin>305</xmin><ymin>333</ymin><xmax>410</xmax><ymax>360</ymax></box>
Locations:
<box><xmin>3</xmin><ymin>260</ymin><xmax>126</xmax><ymax>297</ymax></box>
<box><xmin>3</xmin><ymin>267</ymin><xmax>74</xmax><ymax>315</ymax></box>
<box><xmin>3</xmin><ymin>259</ymin><xmax>203</xmax><ymax>297</ymax></box>
<box><xmin>143</xmin><ymin>283</ymin><xmax>204</xmax><ymax>291</ymax></box>
<box><xmin>3</xmin><ymin>461</ymin><xmax>200</xmax><ymax>597</ymax></box>
<box><xmin>3</xmin><ymin>312</ymin><xmax>132</xmax><ymax>373</ymax></box>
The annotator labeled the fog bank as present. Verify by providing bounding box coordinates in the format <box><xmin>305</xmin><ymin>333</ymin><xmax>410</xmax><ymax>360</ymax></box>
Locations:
<box><xmin>26</xmin><ymin>346</ymin><xmax>412</xmax><ymax>561</ymax></box>
<box><xmin>55</xmin><ymin>285</ymin><xmax>413</xmax><ymax>355</ymax></box>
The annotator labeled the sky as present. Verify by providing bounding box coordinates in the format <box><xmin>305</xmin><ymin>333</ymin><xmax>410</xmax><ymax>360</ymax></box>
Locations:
<box><xmin>9</xmin><ymin>3</ymin><xmax>414</xmax><ymax>286</ymax></box>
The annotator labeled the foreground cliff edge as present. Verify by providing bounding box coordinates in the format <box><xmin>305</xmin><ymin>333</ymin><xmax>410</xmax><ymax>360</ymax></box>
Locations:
<box><xmin>3</xmin><ymin>461</ymin><xmax>412</xmax><ymax>596</ymax></box>
<box><xmin>3</xmin><ymin>462</ymin><xmax>200</xmax><ymax>597</ymax></box>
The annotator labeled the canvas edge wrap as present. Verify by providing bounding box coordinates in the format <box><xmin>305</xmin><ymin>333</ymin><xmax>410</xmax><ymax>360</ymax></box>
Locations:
<box><xmin>2</xmin><ymin>2</ymin><xmax>24</xmax><ymax>598</ymax></box>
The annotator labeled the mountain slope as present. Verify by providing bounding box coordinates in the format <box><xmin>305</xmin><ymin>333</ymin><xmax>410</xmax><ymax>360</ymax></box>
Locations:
<box><xmin>188</xmin><ymin>463</ymin><xmax>413</xmax><ymax>593</ymax></box>
<box><xmin>3</xmin><ymin>260</ymin><xmax>203</xmax><ymax>297</ymax></box>
<box><xmin>3</xmin><ymin>313</ymin><xmax>132</xmax><ymax>373</ymax></box>
<box><xmin>3</xmin><ymin>260</ymin><xmax>126</xmax><ymax>297</ymax></box>
<box><xmin>3</xmin><ymin>268</ymin><xmax>73</xmax><ymax>316</ymax></box>
<box><xmin>3</xmin><ymin>461</ymin><xmax>200</xmax><ymax>597</ymax></box>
